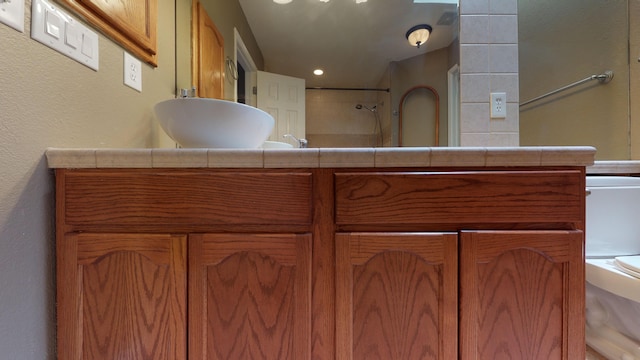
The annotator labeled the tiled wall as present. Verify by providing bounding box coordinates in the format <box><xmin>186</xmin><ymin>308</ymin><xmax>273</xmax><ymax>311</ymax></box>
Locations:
<box><xmin>306</xmin><ymin>89</ymin><xmax>391</xmax><ymax>148</ymax></box>
<box><xmin>459</xmin><ymin>0</ymin><xmax>519</xmax><ymax>146</ymax></box>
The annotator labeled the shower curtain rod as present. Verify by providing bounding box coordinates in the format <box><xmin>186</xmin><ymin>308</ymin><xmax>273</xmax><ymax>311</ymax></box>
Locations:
<box><xmin>520</xmin><ymin>70</ymin><xmax>614</xmax><ymax>107</ymax></box>
<box><xmin>306</xmin><ymin>87</ymin><xmax>390</xmax><ymax>92</ymax></box>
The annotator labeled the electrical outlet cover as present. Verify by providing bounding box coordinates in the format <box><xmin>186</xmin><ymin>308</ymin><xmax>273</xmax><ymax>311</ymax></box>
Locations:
<box><xmin>124</xmin><ymin>52</ymin><xmax>142</xmax><ymax>92</ymax></box>
<box><xmin>490</xmin><ymin>92</ymin><xmax>507</xmax><ymax>118</ymax></box>
<box><xmin>0</xmin><ymin>0</ymin><xmax>25</xmax><ymax>32</ymax></box>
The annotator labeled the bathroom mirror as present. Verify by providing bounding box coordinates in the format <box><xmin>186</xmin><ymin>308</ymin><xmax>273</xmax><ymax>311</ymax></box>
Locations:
<box><xmin>175</xmin><ymin>0</ymin><xmax>460</xmax><ymax>148</ymax></box>
<box><xmin>518</xmin><ymin>0</ymin><xmax>633</xmax><ymax>160</ymax></box>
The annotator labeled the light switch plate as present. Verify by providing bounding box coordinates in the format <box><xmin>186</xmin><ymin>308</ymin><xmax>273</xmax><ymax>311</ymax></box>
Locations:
<box><xmin>0</xmin><ymin>0</ymin><xmax>25</xmax><ymax>32</ymax></box>
<box><xmin>31</xmin><ymin>0</ymin><xmax>99</xmax><ymax>70</ymax></box>
<box><xmin>124</xmin><ymin>51</ymin><xmax>142</xmax><ymax>92</ymax></box>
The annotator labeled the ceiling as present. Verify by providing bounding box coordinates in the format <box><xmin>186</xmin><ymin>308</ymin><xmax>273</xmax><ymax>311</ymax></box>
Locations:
<box><xmin>238</xmin><ymin>0</ymin><xmax>459</xmax><ymax>88</ymax></box>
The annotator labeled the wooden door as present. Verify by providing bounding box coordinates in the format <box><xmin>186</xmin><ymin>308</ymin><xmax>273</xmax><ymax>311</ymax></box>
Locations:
<box><xmin>57</xmin><ymin>233</ymin><xmax>187</xmax><ymax>359</ymax></box>
<box><xmin>189</xmin><ymin>233</ymin><xmax>312</xmax><ymax>360</ymax></box>
<box><xmin>192</xmin><ymin>1</ymin><xmax>224</xmax><ymax>99</ymax></box>
<box><xmin>459</xmin><ymin>230</ymin><xmax>585</xmax><ymax>360</ymax></box>
<box><xmin>335</xmin><ymin>232</ymin><xmax>458</xmax><ymax>360</ymax></box>
<box><xmin>257</xmin><ymin>71</ymin><xmax>306</xmax><ymax>143</ymax></box>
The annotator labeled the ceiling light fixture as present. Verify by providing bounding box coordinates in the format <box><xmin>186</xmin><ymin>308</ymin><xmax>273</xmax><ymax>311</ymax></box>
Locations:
<box><xmin>406</xmin><ymin>24</ymin><xmax>432</xmax><ymax>48</ymax></box>
<box><xmin>355</xmin><ymin>0</ymin><xmax>367</xmax><ymax>3</ymax></box>
<box><xmin>313</xmin><ymin>69</ymin><xmax>324</xmax><ymax>76</ymax></box>
<box><xmin>273</xmin><ymin>0</ymin><xmax>292</xmax><ymax>4</ymax></box>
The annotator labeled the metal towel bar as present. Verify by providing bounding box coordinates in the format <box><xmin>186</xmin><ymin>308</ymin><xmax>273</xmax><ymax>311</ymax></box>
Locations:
<box><xmin>520</xmin><ymin>70</ymin><xmax>613</xmax><ymax>107</ymax></box>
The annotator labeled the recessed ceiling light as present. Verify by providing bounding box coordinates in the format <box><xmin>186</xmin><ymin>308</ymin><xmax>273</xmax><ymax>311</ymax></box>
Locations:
<box><xmin>355</xmin><ymin>0</ymin><xmax>367</xmax><ymax>3</ymax></box>
<box><xmin>313</xmin><ymin>69</ymin><xmax>324</xmax><ymax>76</ymax></box>
<box><xmin>273</xmin><ymin>0</ymin><xmax>292</xmax><ymax>4</ymax></box>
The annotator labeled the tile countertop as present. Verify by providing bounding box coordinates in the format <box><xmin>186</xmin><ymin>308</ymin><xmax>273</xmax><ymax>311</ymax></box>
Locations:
<box><xmin>587</xmin><ymin>161</ymin><xmax>640</xmax><ymax>174</ymax></box>
<box><xmin>46</xmin><ymin>146</ymin><xmax>596</xmax><ymax>169</ymax></box>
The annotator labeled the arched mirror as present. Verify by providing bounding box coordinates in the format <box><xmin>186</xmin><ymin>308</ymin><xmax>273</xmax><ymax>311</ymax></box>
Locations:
<box><xmin>176</xmin><ymin>0</ymin><xmax>460</xmax><ymax>148</ymax></box>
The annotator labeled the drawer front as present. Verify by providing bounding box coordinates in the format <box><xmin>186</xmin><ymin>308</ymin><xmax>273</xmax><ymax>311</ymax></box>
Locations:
<box><xmin>335</xmin><ymin>171</ymin><xmax>583</xmax><ymax>226</ymax></box>
<box><xmin>62</xmin><ymin>170</ymin><xmax>312</xmax><ymax>226</ymax></box>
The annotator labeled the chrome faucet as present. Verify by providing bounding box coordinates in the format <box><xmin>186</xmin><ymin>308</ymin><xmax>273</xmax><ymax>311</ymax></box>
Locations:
<box><xmin>283</xmin><ymin>134</ymin><xmax>308</xmax><ymax>148</ymax></box>
<box><xmin>179</xmin><ymin>86</ymin><xmax>197</xmax><ymax>98</ymax></box>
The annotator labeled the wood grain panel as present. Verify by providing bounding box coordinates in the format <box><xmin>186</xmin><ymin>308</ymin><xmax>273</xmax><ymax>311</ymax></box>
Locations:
<box><xmin>335</xmin><ymin>171</ymin><xmax>583</xmax><ymax>226</ymax></box>
<box><xmin>336</xmin><ymin>232</ymin><xmax>458</xmax><ymax>360</ymax></box>
<box><xmin>58</xmin><ymin>0</ymin><xmax>157</xmax><ymax>64</ymax></box>
<box><xmin>311</xmin><ymin>169</ymin><xmax>336</xmax><ymax>359</ymax></box>
<box><xmin>192</xmin><ymin>1</ymin><xmax>224</xmax><ymax>99</ymax></box>
<box><xmin>189</xmin><ymin>233</ymin><xmax>311</xmax><ymax>360</ymax></box>
<box><xmin>459</xmin><ymin>230</ymin><xmax>585</xmax><ymax>360</ymax></box>
<box><xmin>57</xmin><ymin>233</ymin><xmax>186</xmax><ymax>360</ymax></box>
<box><xmin>62</xmin><ymin>170</ymin><xmax>312</xmax><ymax>226</ymax></box>
<box><xmin>79</xmin><ymin>0</ymin><xmax>156</xmax><ymax>52</ymax></box>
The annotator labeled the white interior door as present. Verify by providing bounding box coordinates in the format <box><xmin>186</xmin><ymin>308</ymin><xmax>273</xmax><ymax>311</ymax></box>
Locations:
<box><xmin>257</xmin><ymin>71</ymin><xmax>306</xmax><ymax>144</ymax></box>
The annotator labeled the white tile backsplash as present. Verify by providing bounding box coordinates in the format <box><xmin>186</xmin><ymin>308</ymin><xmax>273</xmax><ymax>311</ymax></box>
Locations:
<box><xmin>460</xmin><ymin>0</ymin><xmax>489</xmax><ymax>15</ymax></box>
<box><xmin>489</xmin><ymin>0</ymin><xmax>518</xmax><ymax>15</ymax></box>
<box><xmin>489</xmin><ymin>15</ymin><xmax>518</xmax><ymax>43</ymax></box>
<box><xmin>460</xmin><ymin>15</ymin><xmax>490</xmax><ymax>44</ymax></box>
<box><xmin>460</xmin><ymin>0</ymin><xmax>519</xmax><ymax>147</ymax></box>
<box><xmin>460</xmin><ymin>74</ymin><xmax>491</xmax><ymax>102</ymax></box>
<box><xmin>460</xmin><ymin>45</ymin><xmax>490</xmax><ymax>73</ymax></box>
<box><xmin>489</xmin><ymin>44</ymin><xmax>519</xmax><ymax>73</ymax></box>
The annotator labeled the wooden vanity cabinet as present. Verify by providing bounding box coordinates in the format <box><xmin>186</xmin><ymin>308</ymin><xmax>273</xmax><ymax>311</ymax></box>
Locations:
<box><xmin>335</xmin><ymin>232</ymin><xmax>458</xmax><ymax>359</ymax></box>
<box><xmin>56</xmin><ymin>233</ymin><xmax>187</xmax><ymax>359</ymax></box>
<box><xmin>334</xmin><ymin>170</ymin><xmax>585</xmax><ymax>360</ymax></box>
<box><xmin>188</xmin><ymin>233</ymin><xmax>312</xmax><ymax>360</ymax></box>
<box><xmin>55</xmin><ymin>166</ymin><xmax>586</xmax><ymax>360</ymax></box>
<box><xmin>56</xmin><ymin>169</ymin><xmax>313</xmax><ymax>360</ymax></box>
<box><xmin>459</xmin><ymin>230</ymin><xmax>585</xmax><ymax>360</ymax></box>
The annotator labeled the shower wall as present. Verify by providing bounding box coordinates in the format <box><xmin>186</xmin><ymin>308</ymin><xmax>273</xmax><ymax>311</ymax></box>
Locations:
<box><xmin>305</xmin><ymin>45</ymin><xmax>452</xmax><ymax>148</ymax></box>
<box><xmin>305</xmin><ymin>89</ymin><xmax>390</xmax><ymax>147</ymax></box>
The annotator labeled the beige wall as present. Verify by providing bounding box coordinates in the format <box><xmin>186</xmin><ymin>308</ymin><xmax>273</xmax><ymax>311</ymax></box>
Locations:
<box><xmin>630</xmin><ymin>0</ymin><xmax>640</xmax><ymax>159</ymax></box>
<box><xmin>0</xmin><ymin>0</ymin><xmax>176</xmax><ymax>357</ymax></box>
<box><xmin>518</xmin><ymin>0</ymin><xmax>629</xmax><ymax>160</ymax></box>
<box><xmin>0</xmin><ymin>0</ymin><xmax>520</xmax><ymax>357</ymax></box>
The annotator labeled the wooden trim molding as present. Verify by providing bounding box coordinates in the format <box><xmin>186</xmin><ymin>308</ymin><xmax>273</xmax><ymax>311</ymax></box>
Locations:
<box><xmin>58</xmin><ymin>0</ymin><xmax>158</xmax><ymax>66</ymax></box>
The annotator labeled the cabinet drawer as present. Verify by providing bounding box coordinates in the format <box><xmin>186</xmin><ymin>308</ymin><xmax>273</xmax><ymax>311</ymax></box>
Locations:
<box><xmin>335</xmin><ymin>171</ymin><xmax>583</xmax><ymax>226</ymax></box>
<box><xmin>61</xmin><ymin>170</ymin><xmax>312</xmax><ymax>226</ymax></box>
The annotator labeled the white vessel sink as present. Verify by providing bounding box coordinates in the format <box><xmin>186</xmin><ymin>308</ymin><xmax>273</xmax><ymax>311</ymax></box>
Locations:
<box><xmin>261</xmin><ymin>141</ymin><xmax>294</xmax><ymax>149</ymax></box>
<box><xmin>154</xmin><ymin>98</ymin><xmax>275</xmax><ymax>148</ymax></box>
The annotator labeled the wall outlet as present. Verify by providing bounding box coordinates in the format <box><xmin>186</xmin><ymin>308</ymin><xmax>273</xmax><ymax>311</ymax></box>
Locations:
<box><xmin>124</xmin><ymin>51</ymin><xmax>142</xmax><ymax>92</ymax></box>
<box><xmin>491</xmin><ymin>92</ymin><xmax>507</xmax><ymax>118</ymax></box>
<box><xmin>0</xmin><ymin>0</ymin><xmax>24</xmax><ymax>32</ymax></box>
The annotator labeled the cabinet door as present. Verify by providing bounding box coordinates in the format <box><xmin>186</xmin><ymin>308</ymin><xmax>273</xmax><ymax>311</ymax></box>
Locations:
<box><xmin>336</xmin><ymin>232</ymin><xmax>458</xmax><ymax>360</ymax></box>
<box><xmin>459</xmin><ymin>230</ymin><xmax>584</xmax><ymax>360</ymax></box>
<box><xmin>58</xmin><ymin>0</ymin><xmax>157</xmax><ymax>64</ymax></box>
<box><xmin>57</xmin><ymin>233</ymin><xmax>187</xmax><ymax>359</ymax></box>
<box><xmin>189</xmin><ymin>233</ymin><xmax>312</xmax><ymax>360</ymax></box>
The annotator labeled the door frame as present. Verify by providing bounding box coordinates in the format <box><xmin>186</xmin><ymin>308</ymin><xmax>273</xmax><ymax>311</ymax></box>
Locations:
<box><xmin>234</xmin><ymin>28</ymin><xmax>258</xmax><ymax>106</ymax></box>
<box><xmin>448</xmin><ymin>64</ymin><xmax>460</xmax><ymax>147</ymax></box>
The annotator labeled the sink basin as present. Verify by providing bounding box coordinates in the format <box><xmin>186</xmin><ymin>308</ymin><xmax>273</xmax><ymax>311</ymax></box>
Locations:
<box><xmin>261</xmin><ymin>141</ymin><xmax>294</xmax><ymax>149</ymax></box>
<box><xmin>153</xmin><ymin>98</ymin><xmax>275</xmax><ymax>148</ymax></box>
